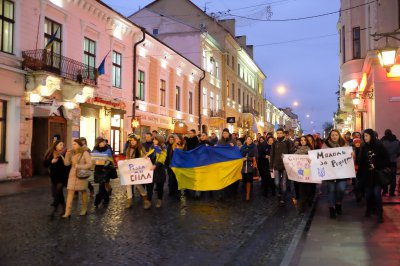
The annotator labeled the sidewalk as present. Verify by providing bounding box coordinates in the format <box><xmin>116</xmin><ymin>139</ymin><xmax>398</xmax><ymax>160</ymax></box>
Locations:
<box><xmin>291</xmin><ymin>193</ymin><xmax>400</xmax><ymax>266</ymax></box>
<box><xmin>0</xmin><ymin>176</ymin><xmax>49</xmax><ymax>197</ymax></box>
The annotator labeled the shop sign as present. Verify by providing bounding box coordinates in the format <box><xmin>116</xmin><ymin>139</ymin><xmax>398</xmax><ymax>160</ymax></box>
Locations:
<box><xmin>89</xmin><ymin>97</ymin><xmax>126</xmax><ymax>110</ymax></box>
<box><xmin>227</xmin><ymin>117</ymin><xmax>235</xmax><ymax>123</ymax></box>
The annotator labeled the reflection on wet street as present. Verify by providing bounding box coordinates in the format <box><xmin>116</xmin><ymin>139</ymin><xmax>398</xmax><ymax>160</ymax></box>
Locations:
<box><xmin>0</xmin><ymin>180</ymin><xmax>302</xmax><ymax>265</ymax></box>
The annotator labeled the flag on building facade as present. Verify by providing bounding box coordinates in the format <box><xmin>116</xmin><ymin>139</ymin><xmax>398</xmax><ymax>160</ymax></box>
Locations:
<box><xmin>170</xmin><ymin>145</ymin><xmax>243</xmax><ymax>191</ymax></box>
<box><xmin>45</xmin><ymin>27</ymin><xmax>59</xmax><ymax>49</ymax></box>
<box><xmin>96</xmin><ymin>51</ymin><xmax>111</xmax><ymax>77</ymax></box>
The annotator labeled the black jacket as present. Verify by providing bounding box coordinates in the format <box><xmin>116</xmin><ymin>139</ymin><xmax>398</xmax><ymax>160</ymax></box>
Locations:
<box><xmin>43</xmin><ymin>156</ymin><xmax>70</xmax><ymax>185</ymax></box>
<box><xmin>186</xmin><ymin>136</ymin><xmax>199</xmax><ymax>151</ymax></box>
<box><xmin>270</xmin><ymin>138</ymin><xmax>292</xmax><ymax>170</ymax></box>
<box><xmin>358</xmin><ymin>141</ymin><xmax>390</xmax><ymax>187</ymax></box>
<box><xmin>240</xmin><ymin>143</ymin><xmax>258</xmax><ymax>174</ymax></box>
<box><xmin>142</xmin><ymin>141</ymin><xmax>154</xmax><ymax>153</ymax></box>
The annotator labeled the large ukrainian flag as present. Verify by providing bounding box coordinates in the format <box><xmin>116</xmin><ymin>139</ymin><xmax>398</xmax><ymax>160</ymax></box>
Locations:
<box><xmin>170</xmin><ymin>145</ymin><xmax>243</xmax><ymax>191</ymax></box>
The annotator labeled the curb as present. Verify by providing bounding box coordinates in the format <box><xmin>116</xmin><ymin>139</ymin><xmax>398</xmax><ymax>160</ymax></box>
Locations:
<box><xmin>280</xmin><ymin>195</ymin><xmax>319</xmax><ymax>266</ymax></box>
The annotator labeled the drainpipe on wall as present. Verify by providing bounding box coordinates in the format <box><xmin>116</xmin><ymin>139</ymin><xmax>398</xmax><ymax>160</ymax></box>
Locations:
<box><xmin>198</xmin><ymin>70</ymin><xmax>206</xmax><ymax>132</ymax></box>
<box><xmin>132</xmin><ymin>28</ymin><xmax>146</xmax><ymax>122</ymax></box>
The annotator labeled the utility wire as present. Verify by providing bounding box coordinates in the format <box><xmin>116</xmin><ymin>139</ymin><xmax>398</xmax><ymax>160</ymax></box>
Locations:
<box><xmin>226</xmin><ymin>0</ymin><xmax>376</xmax><ymax>22</ymax></box>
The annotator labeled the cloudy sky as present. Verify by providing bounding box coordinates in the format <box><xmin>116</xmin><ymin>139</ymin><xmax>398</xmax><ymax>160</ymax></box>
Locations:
<box><xmin>103</xmin><ymin>0</ymin><xmax>340</xmax><ymax>133</ymax></box>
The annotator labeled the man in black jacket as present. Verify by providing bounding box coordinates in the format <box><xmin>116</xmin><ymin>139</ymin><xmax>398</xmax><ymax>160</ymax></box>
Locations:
<box><xmin>186</xmin><ymin>129</ymin><xmax>199</xmax><ymax>151</ymax></box>
<box><xmin>270</xmin><ymin>128</ymin><xmax>292</xmax><ymax>205</ymax></box>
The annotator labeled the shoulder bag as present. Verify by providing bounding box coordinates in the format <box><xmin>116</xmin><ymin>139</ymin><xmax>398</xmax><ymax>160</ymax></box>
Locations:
<box><xmin>377</xmin><ymin>167</ymin><xmax>391</xmax><ymax>186</ymax></box>
<box><xmin>76</xmin><ymin>152</ymin><xmax>92</xmax><ymax>179</ymax></box>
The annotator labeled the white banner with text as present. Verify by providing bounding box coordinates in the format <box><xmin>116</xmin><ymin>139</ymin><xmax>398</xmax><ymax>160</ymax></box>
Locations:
<box><xmin>118</xmin><ymin>158</ymin><xmax>154</xmax><ymax>186</ymax></box>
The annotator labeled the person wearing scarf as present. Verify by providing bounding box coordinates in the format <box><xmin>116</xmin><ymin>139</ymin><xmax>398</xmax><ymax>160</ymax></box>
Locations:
<box><xmin>322</xmin><ymin>129</ymin><xmax>347</xmax><ymax>219</ymax></box>
<box><xmin>240</xmin><ymin>136</ymin><xmax>258</xmax><ymax>201</ymax></box>
<box><xmin>147</xmin><ymin>135</ymin><xmax>167</xmax><ymax>208</ymax></box>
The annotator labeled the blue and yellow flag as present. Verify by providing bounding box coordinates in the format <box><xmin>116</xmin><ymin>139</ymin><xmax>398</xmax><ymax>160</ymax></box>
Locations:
<box><xmin>171</xmin><ymin>145</ymin><xmax>243</xmax><ymax>191</ymax></box>
<box><xmin>45</xmin><ymin>28</ymin><xmax>59</xmax><ymax>49</ymax></box>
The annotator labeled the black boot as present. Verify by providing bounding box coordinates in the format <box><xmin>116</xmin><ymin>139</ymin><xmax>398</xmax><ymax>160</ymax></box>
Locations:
<box><xmin>335</xmin><ymin>204</ymin><xmax>342</xmax><ymax>215</ymax></box>
<box><xmin>329</xmin><ymin>207</ymin><xmax>336</xmax><ymax>219</ymax></box>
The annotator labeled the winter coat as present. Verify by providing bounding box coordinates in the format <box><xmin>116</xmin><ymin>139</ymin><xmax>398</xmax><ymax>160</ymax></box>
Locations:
<box><xmin>294</xmin><ymin>145</ymin><xmax>310</xmax><ymax>155</ymax></box>
<box><xmin>217</xmin><ymin>137</ymin><xmax>236</xmax><ymax>147</ymax></box>
<box><xmin>186</xmin><ymin>136</ymin><xmax>199</xmax><ymax>151</ymax></box>
<box><xmin>358</xmin><ymin>141</ymin><xmax>390</xmax><ymax>187</ymax></box>
<box><xmin>209</xmin><ymin>137</ymin><xmax>218</xmax><ymax>146</ymax></box>
<box><xmin>165</xmin><ymin>143</ymin><xmax>174</xmax><ymax>167</ymax></box>
<box><xmin>150</xmin><ymin>146</ymin><xmax>167</xmax><ymax>183</ymax></box>
<box><xmin>43</xmin><ymin>153</ymin><xmax>70</xmax><ymax>186</ymax></box>
<box><xmin>240</xmin><ymin>143</ymin><xmax>258</xmax><ymax>174</ymax></box>
<box><xmin>270</xmin><ymin>138</ymin><xmax>292</xmax><ymax>170</ymax></box>
<box><xmin>142</xmin><ymin>141</ymin><xmax>154</xmax><ymax>153</ymax></box>
<box><xmin>199</xmin><ymin>140</ymin><xmax>210</xmax><ymax>146</ymax></box>
<box><xmin>257</xmin><ymin>142</ymin><xmax>268</xmax><ymax>174</ymax></box>
<box><xmin>92</xmin><ymin>147</ymin><xmax>115</xmax><ymax>183</ymax></box>
<box><xmin>64</xmin><ymin>149</ymin><xmax>92</xmax><ymax>191</ymax></box>
<box><xmin>381</xmin><ymin>135</ymin><xmax>400</xmax><ymax>163</ymax></box>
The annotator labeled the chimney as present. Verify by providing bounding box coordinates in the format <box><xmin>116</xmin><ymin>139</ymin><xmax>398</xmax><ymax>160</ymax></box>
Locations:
<box><xmin>218</xmin><ymin>19</ymin><xmax>236</xmax><ymax>36</ymax></box>
<box><xmin>235</xmin><ymin>35</ymin><xmax>247</xmax><ymax>48</ymax></box>
<box><xmin>246</xmin><ymin>45</ymin><xmax>254</xmax><ymax>59</ymax></box>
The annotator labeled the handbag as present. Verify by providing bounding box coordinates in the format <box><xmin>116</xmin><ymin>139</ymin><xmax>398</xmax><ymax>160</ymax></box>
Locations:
<box><xmin>377</xmin><ymin>167</ymin><xmax>391</xmax><ymax>186</ymax></box>
<box><xmin>76</xmin><ymin>153</ymin><xmax>92</xmax><ymax>180</ymax></box>
<box><xmin>253</xmin><ymin>157</ymin><xmax>260</xmax><ymax>180</ymax></box>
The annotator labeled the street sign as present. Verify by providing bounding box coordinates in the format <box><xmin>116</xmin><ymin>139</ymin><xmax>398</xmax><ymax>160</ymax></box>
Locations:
<box><xmin>227</xmin><ymin>117</ymin><xmax>235</xmax><ymax>123</ymax></box>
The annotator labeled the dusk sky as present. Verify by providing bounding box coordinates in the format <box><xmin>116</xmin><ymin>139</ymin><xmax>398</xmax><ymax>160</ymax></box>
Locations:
<box><xmin>103</xmin><ymin>0</ymin><xmax>340</xmax><ymax>133</ymax></box>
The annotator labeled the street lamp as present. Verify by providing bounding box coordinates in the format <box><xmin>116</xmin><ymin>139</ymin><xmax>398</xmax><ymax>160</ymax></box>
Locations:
<box><xmin>377</xmin><ymin>48</ymin><xmax>397</xmax><ymax>70</ymax></box>
<box><xmin>293</xmin><ymin>101</ymin><xmax>299</xmax><ymax>107</ymax></box>
<box><xmin>372</xmin><ymin>31</ymin><xmax>400</xmax><ymax>71</ymax></box>
<box><xmin>277</xmin><ymin>85</ymin><xmax>286</xmax><ymax>95</ymax></box>
<box><xmin>352</xmin><ymin>93</ymin><xmax>360</xmax><ymax>105</ymax></box>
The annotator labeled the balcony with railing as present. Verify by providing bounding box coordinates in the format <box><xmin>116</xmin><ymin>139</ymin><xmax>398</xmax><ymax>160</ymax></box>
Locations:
<box><xmin>209</xmin><ymin>109</ymin><xmax>226</xmax><ymax>118</ymax></box>
<box><xmin>242</xmin><ymin>105</ymin><xmax>259</xmax><ymax>116</ymax></box>
<box><xmin>22</xmin><ymin>49</ymin><xmax>97</xmax><ymax>86</ymax></box>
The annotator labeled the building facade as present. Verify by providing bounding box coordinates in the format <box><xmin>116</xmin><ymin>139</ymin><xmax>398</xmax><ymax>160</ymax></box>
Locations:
<box><xmin>129</xmin><ymin>0</ymin><xmax>267</xmax><ymax>137</ymax></box>
<box><xmin>337</xmin><ymin>0</ymin><xmax>400</xmax><ymax>136</ymax></box>
<box><xmin>0</xmin><ymin>0</ymin><xmax>201</xmax><ymax>180</ymax></box>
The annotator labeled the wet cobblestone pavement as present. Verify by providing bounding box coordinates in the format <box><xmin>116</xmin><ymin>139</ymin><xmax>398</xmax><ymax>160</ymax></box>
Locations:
<box><xmin>0</xmin><ymin>180</ymin><xmax>302</xmax><ymax>265</ymax></box>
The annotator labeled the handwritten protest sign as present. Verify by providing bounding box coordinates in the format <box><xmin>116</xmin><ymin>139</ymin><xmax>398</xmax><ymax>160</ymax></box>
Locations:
<box><xmin>282</xmin><ymin>154</ymin><xmax>321</xmax><ymax>183</ymax></box>
<box><xmin>308</xmin><ymin>147</ymin><xmax>355</xmax><ymax>181</ymax></box>
<box><xmin>118</xmin><ymin>158</ymin><xmax>154</xmax><ymax>186</ymax></box>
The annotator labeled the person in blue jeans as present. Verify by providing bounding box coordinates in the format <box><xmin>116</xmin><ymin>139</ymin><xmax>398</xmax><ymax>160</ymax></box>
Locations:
<box><xmin>322</xmin><ymin>129</ymin><xmax>347</xmax><ymax>219</ymax></box>
<box><xmin>270</xmin><ymin>128</ymin><xmax>292</xmax><ymax>205</ymax></box>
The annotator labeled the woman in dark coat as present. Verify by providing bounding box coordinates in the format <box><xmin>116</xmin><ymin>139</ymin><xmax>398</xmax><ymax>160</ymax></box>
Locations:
<box><xmin>358</xmin><ymin>129</ymin><xmax>390</xmax><ymax>223</ymax></box>
<box><xmin>43</xmin><ymin>140</ymin><xmax>70</xmax><ymax>217</ymax></box>
<box><xmin>257</xmin><ymin>137</ymin><xmax>268</xmax><ymax>197</ymax></box>
<box><xmin>240</xmin><ymin>136</ymin><xmax>258</xmax><ymax>201</ymax></box>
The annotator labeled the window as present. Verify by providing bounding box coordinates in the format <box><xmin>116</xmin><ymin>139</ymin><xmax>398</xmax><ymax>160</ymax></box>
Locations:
<box><xmin>152</xmin><ymin>28</ymin><xmax>159</xmax><ymax>35</ymax></box>
<box><xmin>342</xmin><ymin>25</ymin><xmax>346</xmax><ymax>63</ymax></box>
<box><xmin>215</xmin><ymin>62</ymin><xmax>219</xmax><ymax>79</ymax></box>
<box><xmin>202</xmin><ymin>50</ymin><xmax>207</xmax><ymax>69</ymax></box>
<box><xmin>137</xmin><ymin>70</ymin><xmax>145</xmax><ymax>101</ymax></box>
<box><xmin>0</xmin><ymin>0</ymin><xmax>14</xmax><ymax>53</ymax></box>
<box><xmin>238</xmin><ymin>87</ymin><xmax>241</xmax><ymax>104</ymax></box>
<box><xmin>210</xmin><ymin>92</ymin><xmax>214</xmax><ymax>111</ymax></box>
<box><xmin>226</xmin><ymin>80</ymin><xmax>230</xmax><ymax>97</ymax></box>
<box><xmin>112</xmin><ymin>51</ymin><xmax>121</xmax><ymax>88</ymax></box>
<box><xmin>202</xmin><ymin>88</ymin><xmax>207</xmax><ymax>109</ymax></box>
<box><xmin>160</xmin><ymin>79</ymin><xmax>166</xmax><ymax>107</ymax></box>
<box><xmin>189</xmin><ymin>91</ymin><xmax>193</xmax><ymax>114</ymax></box>
<box><xmin>84</xmin><ymin>38</ymin><xmax>96</xmax><ymax>79</ymax></box>
<box><xmin>231</xmin><ymin>55</ymin><xmax>235</xmax><ymax>69</ymax></box>
<box><xmin>175</xmin><ymin>86</ymin><xmax>180</xmax><ymax>111</ymax></box>
<box><xmin>0</xmin><ymin>100</ymin><xmax>6</xmax><ymax>162</ymax></box>
<box><xmin>238</xmin><ymin>63</ymin><xmax>241</xmax><ymax>76</ymax></box>
<box><xmin>232</xmin><ymin>83</ymin><xmax>235</xmax><ymax>101</ymax></box>
<box><xmin>352</xmin><ymin>27</ymin><xmax>361</xmax><ymax>59</ymax></box>
<box><xmin>44</xmin><ymin>18</ymin><xmax>62</xmax><ymax>68</ymax></box>
<box><xmin>216</xmin><ymin>94</ymin><xmax>219</xmax><ymax>111</ymax></box>
<box><xmin>226</xmin><ymin>53</ymin><xmax>230</xmax><ymax>66</ymax></box>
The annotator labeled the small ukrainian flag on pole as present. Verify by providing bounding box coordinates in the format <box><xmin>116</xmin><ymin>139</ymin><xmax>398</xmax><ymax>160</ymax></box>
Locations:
<box><xmin>45</xmin><ymin>27</ymin><xmax>59</xmax><ymax>50</ymax></box>
<box><xmin>96</xmin><ymin>50</ymin><xmax>110</xmax><ymax>78</ymax></box>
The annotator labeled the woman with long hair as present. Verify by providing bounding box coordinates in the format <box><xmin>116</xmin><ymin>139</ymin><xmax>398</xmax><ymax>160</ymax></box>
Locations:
<box><xmin>147</xmin><ymin>135</ymin><xmax>167</xmax><ymax>208</ymax></box>
<box><xmin>62</xmin><ymin>139</ymin><xmax>92</xmax><ymax>219</ymax></box>
<box><xmin>358</xmin><ymin>129</ymin><xmax>390</xmax><ymax>223</ymax></box>
<box><xmin>92</xmin><ymin>137</ymin><xmax>114</xmax><ymax>208</ymax></box>
<box><xmin>43</xmin><ymin>140</ymin><xmax>70</xmax><ymax>217</ymax></box>
<box><xmin>240</xmin><ymin>136</ymin><xmax>258</xmax><ymax>201</ymax></box>
<box><xmin>294</xmin><ymin>136</ymin><xmax>315</xmax><ymax>213</ymax></box>
<box><xmin>125</xmin><ymin>135</ymin><xmax>151</xmax><ymax>209</ymax></box>
<box><xmin>322</xmin><ymin>129</ymin><xmax>347</xmax><ymax>219</ymax></box>
<box><xmin>79</xmin><ymin>137</ymin><xmax>94</xmax><ymax>197</ymax></box>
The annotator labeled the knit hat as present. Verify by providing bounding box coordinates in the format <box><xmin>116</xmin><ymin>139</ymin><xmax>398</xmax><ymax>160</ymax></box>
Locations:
<box><xmin>222</xmin><ymin>128</ymin><xmax>230</xmax><ymax>133</ymax></box>
<box><xmin>352</xmin><ymin>137</ymin><xmax>361</xmax><ymax>145</ymax></box>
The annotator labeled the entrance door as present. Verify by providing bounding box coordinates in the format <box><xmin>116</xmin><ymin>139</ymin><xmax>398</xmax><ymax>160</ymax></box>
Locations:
<box><xmin>32</xmin><ymin>116</ymin><xmax>67</xmax><ymax>176</ymax></box>
<box><xmin>110</xmin><ymin>127</ymin><xmax>120</xmax><ymax>155</ymax></box>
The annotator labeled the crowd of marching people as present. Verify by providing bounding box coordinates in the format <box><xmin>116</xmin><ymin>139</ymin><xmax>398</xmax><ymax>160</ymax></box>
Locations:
<box><xmin>43</xmin><ymin>126</ymin><xmax>399</xmax><ymax>224</ymax></box>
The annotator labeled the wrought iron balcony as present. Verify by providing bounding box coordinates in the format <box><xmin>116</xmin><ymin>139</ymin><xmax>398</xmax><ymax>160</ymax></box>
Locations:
<box><xmin>209</xmin><ymin>109</ymin><xmax>226</xmax><ymax>118</ymax></box>
<box><xmin>22</xmin><ymin>49</ymin><xmax>97</xmax><ymax>86</ymax></box>
<box><xmin>242</xmin><ymin>105</ymin><xmax>259</xmax><ymax>116</ymax></box>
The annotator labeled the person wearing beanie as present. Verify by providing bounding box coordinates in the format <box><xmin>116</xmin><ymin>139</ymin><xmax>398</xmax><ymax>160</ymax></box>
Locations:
<box><xmin>381</xmin><ymin>129</ymin><xmax>400</xmax><ymax>196</ymax></box>
<box><xmin>358</xmin><ymin>129</ymin><xmax>390</xmax><ymax>223</ymax></box>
